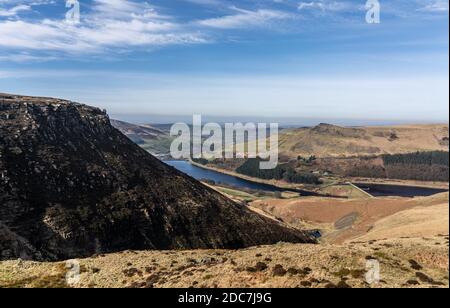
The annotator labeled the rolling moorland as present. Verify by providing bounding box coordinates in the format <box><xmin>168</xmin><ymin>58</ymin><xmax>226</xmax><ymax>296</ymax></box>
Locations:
<box><xmin>111</xmin><ymin>121</ymin><xmax>448</xmax><ymax>158</ymax></box>
<box><xmin>278</xmin><ymin>123</ymin><xmax>449</xmax><ymax>158</ymax></box>
<box><xmin>0</xmin><ymin>94</ymin><xmax>448</xmax><ymax>288</ymax></box>
<box><xmin>111</xmin><ymin>119</ymin><xmax>449</xmax><ymax>184</ymax></box>
<box><xmin>192</xmin><ymin>125</ymin><xmax>449</xmax><ymax>186</ymax></box>
<box><xmin>273</xmin><ymin>123</ymin><xmax>449</xmax><ymax>183</ymax></box>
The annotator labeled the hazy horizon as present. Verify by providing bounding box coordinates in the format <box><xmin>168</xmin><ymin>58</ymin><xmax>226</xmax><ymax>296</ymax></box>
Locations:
<box><xmin>111</xmin><ymin>113</ymin><xmax>449</xmax><ymax>127</ymax></box>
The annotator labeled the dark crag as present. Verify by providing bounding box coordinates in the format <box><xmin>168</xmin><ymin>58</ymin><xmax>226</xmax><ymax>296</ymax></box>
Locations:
<box><xmin>0</xmin><ymin>94</ymin><xmax>315</xmax><ymax>261</ymax></box>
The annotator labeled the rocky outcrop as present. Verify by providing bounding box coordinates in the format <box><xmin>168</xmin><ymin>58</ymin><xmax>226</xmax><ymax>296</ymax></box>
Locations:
<box><xmin>0</xmin><ymin>222</ymin><xmax>42</xmax><ymax>260</ymax></box>
<box><xmin>0</xmin><ymin>94</ymin><xmax>315</xmax><ymax>261</ymax></box>
<box><xmin>311</xmin><ymin>123</ymin><xmax>367</xmax><ymax>139</ymax></box>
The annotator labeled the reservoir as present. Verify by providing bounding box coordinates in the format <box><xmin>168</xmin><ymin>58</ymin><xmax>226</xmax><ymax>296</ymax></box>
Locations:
<box><xmin>166</xmin><ymin>161</ymin><xmax>448</xmax><ymax>198</ymax></box>
<box><xmin>165</xmin><ymin>160</ymin><xmax>319</xmax><ymax>196</ymax></box>
<box><xmin>353</xmin><ymin>183</ymin><xmax>448</xmax><ymax>198</ymax></box>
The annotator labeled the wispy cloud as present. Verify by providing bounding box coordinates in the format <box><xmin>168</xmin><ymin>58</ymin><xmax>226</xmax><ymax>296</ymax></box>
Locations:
<box><xmin>183</xmin><ymin>0</ymin><xmax>224</xmax><ymax>6</ymax></box>
<box><xmin>0</xmin><ymin>0</ymin><xmax>448</xmax><ymax>60</ymax></box>
<box><xmin>197</xmin><ymin>7</ymin><xmax>293</xmax><ymax>29</ymax></box>
<box><xmin>0</xmin><ymin>52</ymin><xmax>57</xmax><ymax>62</ymax></box>
<box><xmin>418</xmin><ymin>0</ymin><xmax>449</xmax><ymax>12</ymax></box>
<box><xmin>0</xmin><ymin>0</ymin><xmax>207</xmax><ymax>55</ymax></box>
<box><xmin>297</xmin><ymin>1</ymin><xmax>352</xmax><ymax>12</ymax></box>
<box><xmin>0</xmin><ymin>4</ymin><xmax>30</xmax><ymax>17</ymax></box>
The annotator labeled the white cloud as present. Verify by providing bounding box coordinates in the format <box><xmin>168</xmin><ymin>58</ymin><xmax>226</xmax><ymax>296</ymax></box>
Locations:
<box><xmin>298</xmin><ymin>1</ymin><xmax>352</xmax><ymax>12</ymax></box>
<box><xmin>298</xmin><ymin>2</ymin><xmax>325</xmax><ymax>11</ymax></box>
<box><xmin>0</xmin><ymin>4</ymin><xmax>30</xmax><ymax>17</ymax></box>
<box><xmin>418</xmin><ymin>0</ymin><xmax>449</xmax><ymax>12</ymax></box>
<box><xmin>197</xmin><ymin>7</ymin><xmax>292</xmax><ymax>29</ymax></box>
<box><xmin>183</xmin><ymin>0</ymin><xmax>223</xmax><ymax>6</ymax></box>
<box><xmin>0</xmin><ymin>0</ymin><xmax>448</xmax><ymax>59</ymax></box>
<box><xmin>0</xmin><ymin>20</ymin><xmax>206</xmax><ymax>53</ymax></box>
<box><xmin>0</xmin><ymin>0</ymin><xmax>207</xmax><ymax>54</ymax></box>
<box><xmin>0</xmin><ymin>52</ymin><xmax>57</xmax><ymax>62</ymax></box>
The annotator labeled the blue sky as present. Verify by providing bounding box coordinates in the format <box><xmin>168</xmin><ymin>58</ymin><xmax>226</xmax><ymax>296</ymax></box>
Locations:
<box><xmin>0</xmin><ymin>0</ymin><xmax>449</xmax><ymax>124</ymax></box>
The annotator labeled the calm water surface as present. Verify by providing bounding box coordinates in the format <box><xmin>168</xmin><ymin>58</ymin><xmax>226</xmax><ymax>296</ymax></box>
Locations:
<box><xmin>165</xmin><ymin>161</ymin><xmax>318</xmax><ymax>196</ymax></box>
<box><xmin>165</xmin><ymin>161</ymin><xmax>448</xmax><ymax>198</ymax></box>
<box><xmin>354</xmin><ymin>183</ymin><xmax>448</xmax><ymax>198</ymax></box>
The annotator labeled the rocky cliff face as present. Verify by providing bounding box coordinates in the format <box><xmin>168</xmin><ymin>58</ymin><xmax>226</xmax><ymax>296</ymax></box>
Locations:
<box><xmin>0</xmin><ymin>94</ymin><xmax>315</xmax><ymax>261</ymax></box>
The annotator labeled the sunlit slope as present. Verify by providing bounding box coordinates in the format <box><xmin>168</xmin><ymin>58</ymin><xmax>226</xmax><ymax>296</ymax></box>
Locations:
<box><xmin>277</xmin><ymin>123</ymin><xmax>448</xmax><ymax>158</ymax></box>
<box><xmin>353</xmin><ymin>201</ymin><xmax>449</xmax><ymax>242</ymax></box>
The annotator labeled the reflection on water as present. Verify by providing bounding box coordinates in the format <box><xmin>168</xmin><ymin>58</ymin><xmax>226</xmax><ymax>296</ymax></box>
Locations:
<box><xmin>165</xmin><ymin>161</ymin><xmax>318</xmax><ymax>196</ymax></box>
<box><xmin>165</xmin><ymin>161</ymin><xmax>448</xmax><ymax>198</ymax></box>
<box><xmin>354</xmin><ymin>183</ymin><xmax>448</xmax><ymax>198</ymax></box>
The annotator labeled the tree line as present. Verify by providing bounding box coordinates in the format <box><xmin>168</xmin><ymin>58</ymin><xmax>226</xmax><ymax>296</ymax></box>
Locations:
<box><xmin>346</xmin><ymin>151</ymin><xmax>449</xmax><ymax>182</ymax></box>
<box><xmin>236</xmin><ymin>158</ymin><xmax>322</xmax><ymax>185</ymax></box>
<box><xmin>382</xmin><ymin>151</ymin><xmax>449</xmax><ymax>166</ymax></box>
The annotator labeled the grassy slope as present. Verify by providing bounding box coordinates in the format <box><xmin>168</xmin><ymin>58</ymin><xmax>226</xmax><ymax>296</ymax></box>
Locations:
<box><xmin>277</xmin><ymin>124</ymin><xmax>449</xmax><ymax>158</ymax></box>
<box><xmin>354</xmin><ymin>203</ymin><xmax>449</xmax><ymax>242</ymax></box>
<box><xmin>251</xmin><ymin>193</ymin><xmax>449</xmax><ymax>243</ymax></box>
<box><xmin>1</xmin><ymin>236</ymin><xmax>448</xmax><ymax>288</ymax></box>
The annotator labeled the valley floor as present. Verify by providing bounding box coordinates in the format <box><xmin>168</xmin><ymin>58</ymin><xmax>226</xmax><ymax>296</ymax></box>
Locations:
<box><xmin>251</xmin><ymin>193</ymin><xmax>450</xmax><ymax>244</ymax></box>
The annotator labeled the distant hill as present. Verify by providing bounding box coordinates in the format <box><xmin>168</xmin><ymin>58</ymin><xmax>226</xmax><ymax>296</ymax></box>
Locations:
<box><xmin>110</xmin><ymin>119</ymin><xmax>167</xmax><ymax>144</ymax></box>
<box><xmin>278</xmin><ymin>123</ymin><xmax>449</xmax><ymax>158</ymax></box>
<box><xmin>0</xmin><ymin>94</ymin><xmax>315</xmax><ymax>261</ymax></box>
<box><xmin>111</xmin><ymin>120</ymin><xmax>173</xmax><ymax>156</ymax></box>
<box><xmin>208</xmin><ymin>123</ymin><xmax>449</xmax><ymax>183</ymax></box>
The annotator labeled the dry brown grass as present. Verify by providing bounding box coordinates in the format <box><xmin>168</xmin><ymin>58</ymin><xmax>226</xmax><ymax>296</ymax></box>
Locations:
<box><xmin>277</xmin><ymin>124</ymin><xmax>449</xmax><ymax>158</ymax></box>
<box><xmin>1</xmin><ymin>237</ymin><xmax>447</xmax><ymax>288</ymax></box>
<box><xmin>251</xmin><ymin>193</ymin><xmax>449</xmax><ymax>243</ymax></box>
<box><xmin>353</xmin><ymin>203</ymin><xmax>449</xmax><ymax>242</ymax></box>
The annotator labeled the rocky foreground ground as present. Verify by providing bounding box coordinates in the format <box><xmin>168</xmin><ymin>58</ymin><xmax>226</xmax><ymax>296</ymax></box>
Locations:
<box><xmin>1</xmin><ymin>235</ymin><xmax>448</xmax><ymax>288</ymax></box>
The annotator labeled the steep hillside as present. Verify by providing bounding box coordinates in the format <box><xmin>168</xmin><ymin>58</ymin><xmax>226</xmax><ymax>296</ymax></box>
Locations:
<box><xmin>279</xmin><ymin>123</ymin><xmax>449</xmax><ymax>158</ymax></box>
<box><xmin>0</xmin><ymin>94</ymin><xmax>315</xmax><ymax>261</ymax></box>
